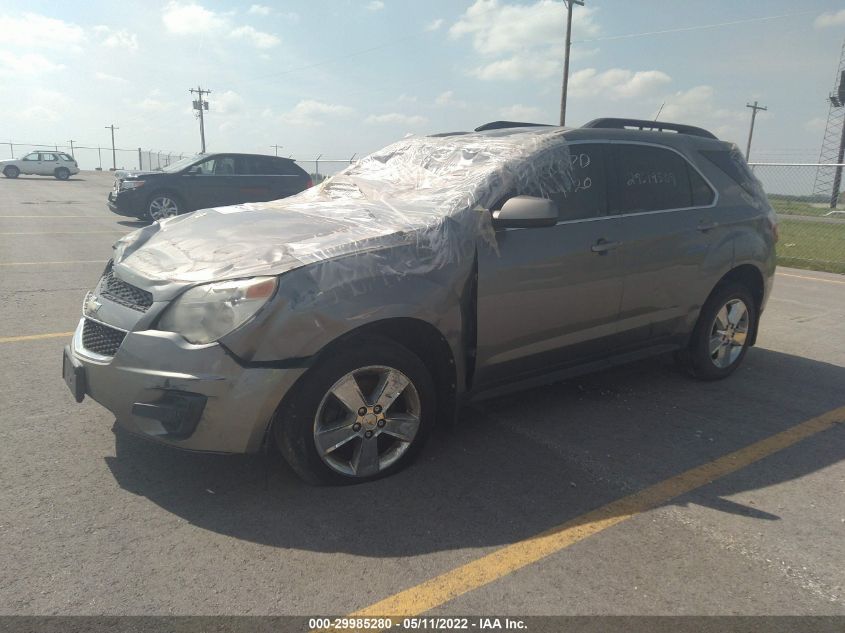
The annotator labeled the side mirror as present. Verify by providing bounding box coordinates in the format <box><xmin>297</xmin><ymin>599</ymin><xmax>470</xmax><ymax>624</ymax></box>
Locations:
<box><xmin>492</xmin><ymin>196</ymin><xmax>557</xmax><ymax>229</ymax></box>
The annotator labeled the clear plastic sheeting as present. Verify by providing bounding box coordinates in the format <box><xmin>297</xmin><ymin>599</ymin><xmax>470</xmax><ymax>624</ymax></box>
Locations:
<box><xmin>113</xmin><ymin>127</ymin><xmax>573</xmax><ymax>285</ymax></box>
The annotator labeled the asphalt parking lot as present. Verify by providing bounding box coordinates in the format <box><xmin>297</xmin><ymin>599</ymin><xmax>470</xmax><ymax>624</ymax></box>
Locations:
<box><xmin>1</xmin><ymin>171</ymin><xmax>843</xmax><ymax>619</ymax></box>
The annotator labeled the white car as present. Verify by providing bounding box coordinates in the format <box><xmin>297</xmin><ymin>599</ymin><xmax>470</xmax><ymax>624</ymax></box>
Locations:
<box><xmin>1</xmin><ymin>151</ymin><xmax>79</xmax><ymax>180</ymax></box>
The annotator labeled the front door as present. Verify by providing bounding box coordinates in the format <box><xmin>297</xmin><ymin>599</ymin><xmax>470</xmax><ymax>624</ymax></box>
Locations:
<box><xmin>181</xmin><ymin>155</ymin><xmax>239</xmax><ymax>210</ymax></box>
<box><xmin>474</xmin><ymin>143</ymin><xmax>626</xmax><ymax>390</ymax></box>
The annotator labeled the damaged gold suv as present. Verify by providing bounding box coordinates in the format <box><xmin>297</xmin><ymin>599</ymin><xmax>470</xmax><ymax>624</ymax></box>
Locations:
<box><xmin>63</xmin><ymin>119</ymin><xmax>778</xmax><ymax>484</ymax></box>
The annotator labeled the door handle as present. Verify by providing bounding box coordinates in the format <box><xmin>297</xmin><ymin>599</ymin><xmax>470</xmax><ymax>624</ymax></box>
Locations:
<box><xmin>697</xmin><ymin>221</ymin><xmax>719</xmax><ymax>232</ymax></box>
<box><xmin>591</xmin><ymin>239</ymin><xmax>622</xmax><ymax>254</ymax></box>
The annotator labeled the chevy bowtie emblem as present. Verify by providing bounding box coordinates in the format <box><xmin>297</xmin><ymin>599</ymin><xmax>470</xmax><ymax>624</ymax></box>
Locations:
<box><xmin>84</xmin><ymin>292</ymin><xmax>102</xmax><ymax>317</ymax></box>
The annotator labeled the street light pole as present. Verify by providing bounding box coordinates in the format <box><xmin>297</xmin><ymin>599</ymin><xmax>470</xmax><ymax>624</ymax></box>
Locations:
<box><xmin>559</xmin><ymin>0</ymin><xmax>584</xmax><ymax>127</ymax></box>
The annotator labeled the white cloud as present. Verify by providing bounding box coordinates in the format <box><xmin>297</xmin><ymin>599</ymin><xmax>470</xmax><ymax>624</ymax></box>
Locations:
<box><xmin>138</xmin><ymin>97</ymin><xmax>174</xmax><ymax>112</ymax></box>
<box><xmin>425</xmin><ymin>18</ymin><xmax>444</xmax><ymax>32</ymax></box>
<box><xmin>804</xmin><ymin>117</ymin><xmax>827</xmax><ymax>132</ymax></box>
<box><xmin>162</xmin><ymin>2</ymin><xmax>226</xmax><ymax>35</ymax></box>
<box><xmin>0</xmin><ymin>51</ymin><xmax>64</xmax><ymax>76</ymax></box>
<box><xmin>814</xmin><ymin>9</ymin><xmax>845</xmax><ymax>29</ymax></box>
<box><xmin>0</xmin><ymin>13</ymin><xmax>85</xmax><ymax>50</ymax></box>
<box><xmin>450</xmin><ymin>0</ymin><xmax>599</xmax><ymax>81</ymax></box>
<box><xmin>499</xmin><ymin>104</ymin><xmax>543</xmax><ymax>120</ymax></box>
<box><xmin>94</xmin><ymin>25</ymin><xmax>139</xmax><ymax>51</ymax></box>
<box><xmin>229</xmin><ymin>25</ymin><xmax>280</xmax><ymax>49</ymax></box>
<box><xmin>569</xmin><ymin>68</ymin><xmax>671</xmax><ymax>100</ymax></box>
<box><xmin>214</xmin><ymin>90</ymin><xmax>245</xmax><ymax>115</ymax></box>
<box><xmin>20</xmin><ymin>105</ymin><xmax>61</xmax><ymax>122</ymax></box>
<box><xmin>95</xmin><ymin>71</ymin><xmax>129</xmax><ymax>85</ymax></box>
<box><xmin>659</xmin><ymin>85</ymin><xmax>746</xmax><ymax>141</ymax></box>
<box><xmin>247</xmin><ymin>4</ymin><xmax>272</xmax><ymax>16</ymax></box>
<box><xmin>365</xmin><ymin>112</ymin><xmax>427</xmax><ymax>125</ymax></box>
<box><xmin>284</xmin><ymin>100</ymin><xmax>354</xmax><ymax>126</ymax></box>
<box><xmin>366</xmin><ymin>1</ymin><xmax>385</xmax><ymax>11</ymax></box>
<box><xmin>435</xmin><ymin>91</ymin><xmax>467</xmax><ymax>108</ymax></box>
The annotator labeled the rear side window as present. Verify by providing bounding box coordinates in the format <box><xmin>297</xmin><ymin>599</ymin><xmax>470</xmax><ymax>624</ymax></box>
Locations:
<box><xmin>612</xmin><ymin>145</ymin><xmax>692</xmax><ymax>213</ymax></box>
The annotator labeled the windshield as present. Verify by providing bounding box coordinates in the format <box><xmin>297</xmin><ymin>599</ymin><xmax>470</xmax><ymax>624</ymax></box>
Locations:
<box><xmin>160</xmin><ymin>155</ymin><xmax>201</xmax><ymax>173</ymax></box>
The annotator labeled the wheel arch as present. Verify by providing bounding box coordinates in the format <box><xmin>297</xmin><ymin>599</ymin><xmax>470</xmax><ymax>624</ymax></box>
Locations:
<box><xmin>266</xmin><ymin>317</ymin><xmax>458</xmax><ymax>449</ymax></box>
<box><xmin>709</xmin><ymin>263</ymin><xmax>766</xmax><ymax>346</ymax></box>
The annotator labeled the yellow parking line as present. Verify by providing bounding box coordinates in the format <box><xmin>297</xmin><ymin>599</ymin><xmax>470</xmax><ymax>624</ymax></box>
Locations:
<box><xmin>350</xmin><ymin>405</ymin><xmax>845</xmax><ymax>620</ymax></box>
<box><xmin>0</xmin><ymin>332</ymin><xmax>74</xmax><ymax>343</ymax></box>
<box><xmin>0</xmin><ymin>260</ymin><xmax>106</xmax><ymax>266</ymax></box>
<box><xmin>776</xmin><ymin>272</ymin><xmax>845</xmax><ymax>285</ymax></box>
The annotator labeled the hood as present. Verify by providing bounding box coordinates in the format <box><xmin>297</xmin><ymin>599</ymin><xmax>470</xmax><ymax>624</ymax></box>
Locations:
<box><xmin>114</xmin><ymin>128</ymin><xmax>573</xmax><ymax>286</ymax></box>
<box><xmin>116</xmin><ymin>170</ymin><xmax>162</xmax><ymax>180</ymax></box>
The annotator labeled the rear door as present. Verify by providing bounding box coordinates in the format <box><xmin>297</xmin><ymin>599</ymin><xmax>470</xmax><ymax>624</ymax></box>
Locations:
<box><xmin>474</xmin><ymin>142</ymin><xmax>627</xmax><ymax>389</ymax></box>
<box><xmin>37</xmin><ymin>152</ymin><xmax>60</xmax><ymax>175</ymax></box>
<box><xmin>243</xmin><ymin>156</ymin><xmax>309</xmax><ymax>202</ymax></box>
<box><xmin>608</xmin><ymin>142</ymin><xmax>723</xmax><ymax>349</ymax></box>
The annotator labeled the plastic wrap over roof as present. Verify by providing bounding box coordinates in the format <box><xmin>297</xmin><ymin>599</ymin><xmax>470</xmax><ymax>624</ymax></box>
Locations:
<box><xmin>114</xmin><ymin>127</ymin><xmax>574</xmax><ymax>284</ymax></box>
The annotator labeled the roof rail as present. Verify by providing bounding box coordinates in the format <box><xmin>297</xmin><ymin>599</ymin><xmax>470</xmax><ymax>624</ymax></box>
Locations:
<box><xmin>582</xmin><ymin>117</ymin><xmax>718</xmax><ymax>140</ymax></box>
<box><xmin>474</xmin><ymin>121</ymin><xmax>553</xmax><ymax>132</ymax></box>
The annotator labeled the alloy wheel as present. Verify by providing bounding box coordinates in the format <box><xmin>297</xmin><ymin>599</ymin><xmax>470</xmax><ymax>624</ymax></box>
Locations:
<box><xmin>708</xmin><ymin>298</ymin><xmax>749</xmax><ymax>369</ymax></box>
<box><xmin>148</xmin><ymin>196</ymin><xmax>179</xmax><ymax>221</ymax></box>
<box><xmin>313</xmin><ymin>365</ymin><xmax>421</xmax><ymax>478</ymax></box>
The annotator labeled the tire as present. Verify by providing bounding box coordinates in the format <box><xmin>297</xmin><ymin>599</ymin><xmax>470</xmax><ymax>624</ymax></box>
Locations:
<box><xmin>54</xmin><ymin>167</ymin><xmax>70</xmax><ymax>180</ymax></box>
<box><xmin>146</xmin><ymin>193</ymin><xmax>182</xmax><ymax>221</ymax></box>
<box><xmin>3</xmin><ymin>166</ymin><xmax>19</xmax><ymax>179</ymax></box>
<box><xmin>274</xmin><ymin>337</ymin><xmax>436</xmax><ymax>485</ymax></box>
<box><xmin>680</xmin><ymin>282</ymin><xmax>757</xmax><ymax>381</ymax></box>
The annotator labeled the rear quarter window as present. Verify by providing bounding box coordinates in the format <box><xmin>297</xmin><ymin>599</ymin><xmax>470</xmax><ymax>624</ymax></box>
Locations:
<box><xmin>699</xmin><ymin>147</ymin><xmax>766</xmax><ymax>204</ymax></box>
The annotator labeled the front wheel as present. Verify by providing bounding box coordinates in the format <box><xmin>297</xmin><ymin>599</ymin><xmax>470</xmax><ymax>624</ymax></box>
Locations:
<box><xmin>3</xmin><ymin>166</ymin><xmax>19</xmax><ymax>179</ymax></box>
<box><xmin>681</xmin><ymin>282</ymin><xmax>757</xmax><ymax>380</ymax></box>
<box><xmin>274</xmin><ymin>338</ymin><xmax>436</xmax><ymax>485</ymax></box>
<box><xmin>146</xmin><ymin>193</ymin><xmax>181</xmax><ymax>221</ymax></box>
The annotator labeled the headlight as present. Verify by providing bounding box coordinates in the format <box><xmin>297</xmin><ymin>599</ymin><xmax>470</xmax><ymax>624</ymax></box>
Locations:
<box><xmin>120</xmin><ymin>180</ymin><xmax>145</xmax><ymax>190</ymax></box>
<box><xmin>158</xmin><ymin>277</ymin><xmax>278</xmax><ymax>344</ymax></box>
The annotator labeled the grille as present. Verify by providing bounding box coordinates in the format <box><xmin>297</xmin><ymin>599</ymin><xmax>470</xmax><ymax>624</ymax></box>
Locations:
<box><xmin>81</xmin><ymin>318</ymin><xmax>126</xmax><ymax>356</ymax></box>
<box><xmin>100</xmin><ymin>263</ymin><xmax>153</xmax><ymax>311</ymax></box>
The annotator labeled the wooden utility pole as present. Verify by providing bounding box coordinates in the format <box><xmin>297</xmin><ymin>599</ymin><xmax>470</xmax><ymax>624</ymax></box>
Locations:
<box><xmin>559</xmin><ymin>0</ymin><xmax>584</xmax><ymax>126</ymax></box>
<box><xmin>745</xmin><ymin>101</ymin><xmax>767</xmax><ymax>161</ymax></box>
<box><xmin>104</xmin><ymin>124</ymin><xmax>119</xmax><ymax>170</ymax></box>
<box><xmin>190</xmin><ymin>86</ymin><xmax>211</xmax><ymax>153</ymax></box>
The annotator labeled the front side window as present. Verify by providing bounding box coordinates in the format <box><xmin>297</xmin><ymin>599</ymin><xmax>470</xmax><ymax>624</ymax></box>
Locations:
<box><xmin>494</xmin><ymin>144</ymin><xmax>607</xmax><ymax>222</ymax></box>
<box><xmin>612</xmin><ymin>145</ymin><xmax>692</xmax><ymax>213</ymax></box>
<box><xmin>192</xmin><ymin>157</ymin><xmax>217</xmax><ymax>175</ymax></box>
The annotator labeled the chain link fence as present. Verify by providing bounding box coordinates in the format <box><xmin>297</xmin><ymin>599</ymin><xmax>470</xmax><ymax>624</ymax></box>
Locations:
<box><xmin>3</xmin><ymin>141</ymin><xmax>187</xmax><ymax>172</ymax></box>
<box><xmin>750</xmin><ymin>162</ymin><xmax>845</xmax><ymax>274</ymax></box>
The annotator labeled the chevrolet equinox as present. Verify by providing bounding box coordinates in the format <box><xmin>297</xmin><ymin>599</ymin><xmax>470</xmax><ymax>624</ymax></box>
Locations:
<box><xmin>63</xmin><ymin>118</ymin><xmax>778</xmax><ymax>485</ymax></box>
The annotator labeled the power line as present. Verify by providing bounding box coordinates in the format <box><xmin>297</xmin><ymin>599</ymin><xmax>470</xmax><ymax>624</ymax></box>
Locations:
<box><xmin>573</xmin><ymin>10</ymin><xmax>817</xmax><ymax>44</ymax></box>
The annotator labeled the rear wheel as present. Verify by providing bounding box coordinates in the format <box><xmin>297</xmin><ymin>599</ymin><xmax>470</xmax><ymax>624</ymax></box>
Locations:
<box><xmin>680</xmin><ymin>282</ymin><xmax>757</xmax><ymax>380</ymax></box>
<box><xmin>3</xmin><ymin>165</ymin><xmax>19</xmax><ymax>179</ymax></box>
<box><xmin>274</xmin><ymin>338</ymin><xmax>436</xmax><ymax>485</ymax></box>
<box><xmin>146</xmin><ymin>193</ymin><xmax>181</xmax><ymax>221</ymax></box>
<box><xmin>54</xmin><ymin>167</ymin><xmax>70</xmax><ymax>180</ymax></box>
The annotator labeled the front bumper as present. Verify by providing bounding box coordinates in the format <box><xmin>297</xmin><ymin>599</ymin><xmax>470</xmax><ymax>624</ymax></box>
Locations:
<box><xmin>107</xmin><ymin>189</ymin><xmax>145</xmax><ymax>217</ymax></box>
<box><xmin>67</xmin><ymin>318</ymin><xmax>305</xmax><ymax>453</ymax></box>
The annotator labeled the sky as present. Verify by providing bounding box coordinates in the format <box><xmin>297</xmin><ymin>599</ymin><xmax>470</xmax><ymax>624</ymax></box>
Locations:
<box><xmin>1</xmin><ymin>0</ymin><xmax>845</xmax><ymax>171</ymax></box>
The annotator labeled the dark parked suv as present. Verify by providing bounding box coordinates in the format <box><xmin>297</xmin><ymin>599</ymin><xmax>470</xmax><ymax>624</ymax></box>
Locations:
<box><xmin>65</xmin><ymin>118</ymin><xmax>777</xmax><ymax>485</ymax></box>
<box><xmin>107</xmin><ymin>152</ymin><xmax>312</xmax><ymax>221</ymax></box>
